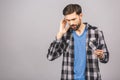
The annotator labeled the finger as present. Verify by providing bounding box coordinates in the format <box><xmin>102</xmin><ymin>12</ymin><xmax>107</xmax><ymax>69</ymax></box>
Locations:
<box><xmin>65</xmin><ymin>26</ymin><xmax>70</xmax><ymax>32</ymax></box>
<box><xmin>96</xmin><ymin>51</ymin><xmax>102</xmax><ymax>55</ymax></box>
<box><xmin>61</xmin><ymin>19</ymin><xmax>67</xmax><ymax>28</ymax></box>
<box><xmin>94</xmin><ymin>50</ymin><xmax>103</xmax><ymax>55</ymax></box>
<box><xmin>94</xmin><ymin>52</ymin><xmax>102</xmax><ymax>58</ymax></box>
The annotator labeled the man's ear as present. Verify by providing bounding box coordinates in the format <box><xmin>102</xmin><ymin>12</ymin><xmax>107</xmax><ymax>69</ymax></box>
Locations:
<box><xmin>79</xmin><ymin>13</ymin><xmax>83</xmax><ymax>19</ymax></box>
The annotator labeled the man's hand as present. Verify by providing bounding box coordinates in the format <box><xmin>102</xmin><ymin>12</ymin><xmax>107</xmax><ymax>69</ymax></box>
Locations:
<box><xmin>56</xmin><ymin>19</ymin><xmax>70</xmax><ymax>40</ymax></box>
<box><xmin>94</xmin><ymin>50</ymin><xmax>104</xmax><ymax>59</ymax></box>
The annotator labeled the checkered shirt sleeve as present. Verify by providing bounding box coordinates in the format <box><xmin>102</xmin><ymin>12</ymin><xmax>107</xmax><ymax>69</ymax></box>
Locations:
<box><xmin>47</xmin><ymin>34</ymin><xmax>66</xmax><ymax>61</ymax></box>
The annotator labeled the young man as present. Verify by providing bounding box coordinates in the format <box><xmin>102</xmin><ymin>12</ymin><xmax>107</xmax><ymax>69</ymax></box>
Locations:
<box><xmin>47</xmin><ymin>4</ymin><xmax>109</xmax><ymax>80</ymax></box>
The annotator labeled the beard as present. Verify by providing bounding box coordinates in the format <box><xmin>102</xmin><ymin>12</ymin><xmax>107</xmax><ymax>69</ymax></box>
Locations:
<box><xmin>70</xmin><ymin>22</ymin><xmax>81</xmax><ymax>31</ymax></box>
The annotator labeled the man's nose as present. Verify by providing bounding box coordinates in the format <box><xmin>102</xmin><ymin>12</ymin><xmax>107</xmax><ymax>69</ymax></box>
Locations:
<box><xmin>70</xmin><ymin>21</ymin><xmax>74</xmax><ymax>25</ymax></box>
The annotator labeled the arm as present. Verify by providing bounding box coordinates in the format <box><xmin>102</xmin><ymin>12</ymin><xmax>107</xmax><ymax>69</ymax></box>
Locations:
<box><xmin>47</xmin><ymin>19</ymin><xmax>70</xmax><ymax>61</ymax></box>
<box><xmin>98</xmin><ymin>30</ymin><xmax>109</xmax><ymax>63</ymax></box>
<box><xmin>47</xmin><ymin>35</ymin><xmax>66</xmax><ymax>61</ymax></box>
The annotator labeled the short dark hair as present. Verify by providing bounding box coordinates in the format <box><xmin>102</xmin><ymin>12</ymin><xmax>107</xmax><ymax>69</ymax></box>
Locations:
<box><xmin>63</xmin><ymin>4</ymin><xmax>82</xmax><ymax>16</ymax></box>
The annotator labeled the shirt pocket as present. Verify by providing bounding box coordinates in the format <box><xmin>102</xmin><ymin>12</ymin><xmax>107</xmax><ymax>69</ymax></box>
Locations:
<box><xmin>89</xmin><ymin>38</ymin><xmax>98</xmax><ymax>51</ymax></box>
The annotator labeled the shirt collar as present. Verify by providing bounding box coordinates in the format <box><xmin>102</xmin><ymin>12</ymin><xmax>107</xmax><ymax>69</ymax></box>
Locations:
<box><xmin>83</xmin><ymin>22</ymin><xmax>89</xmax><ymax>30</ymax></box>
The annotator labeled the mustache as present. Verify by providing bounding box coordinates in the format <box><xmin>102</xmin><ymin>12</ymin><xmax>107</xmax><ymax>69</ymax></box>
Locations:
<box><xmin>70</xmin><ymin>24</ymin><xmax>77</xmax><ymax>27</ymax></box>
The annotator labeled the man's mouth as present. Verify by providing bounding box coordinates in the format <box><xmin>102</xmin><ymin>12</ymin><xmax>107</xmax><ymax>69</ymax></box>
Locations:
<box><xmin>71</xmin><ymin>25</ymin><xmax>76</xmax><ymax>29</ymax></box>
<box><xmin>70</xmin><ymin>24</ymin><xmax>80</xmax><ymax>31</ymax></box>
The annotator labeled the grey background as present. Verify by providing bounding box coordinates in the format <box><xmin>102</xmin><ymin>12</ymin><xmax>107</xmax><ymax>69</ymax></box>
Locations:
<box><xmin>0</xmin><ymin>0</ymin><xmax>120</xmax><ymax>80</ymax></box>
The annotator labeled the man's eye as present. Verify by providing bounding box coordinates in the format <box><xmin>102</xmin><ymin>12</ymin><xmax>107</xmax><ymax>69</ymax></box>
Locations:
<box><xmin>72</xmin><ymin>19</ymin><xmax>76</xmax><ymax>21</ymax></box>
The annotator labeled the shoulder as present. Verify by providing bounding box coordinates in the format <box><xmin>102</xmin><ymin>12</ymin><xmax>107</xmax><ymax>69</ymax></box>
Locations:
<box><xmin>87</xmin><ymin>23</ymin><xmax>102</xmax><ymax>32</ymax></box>
<box><xmin>86</xmin><ymin>23</ymin><xmax>104</xmax><ymax>38</ymax></box>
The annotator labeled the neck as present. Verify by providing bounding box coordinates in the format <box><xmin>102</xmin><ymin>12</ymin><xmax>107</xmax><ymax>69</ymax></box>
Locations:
<box><xmin>76</xmin><ymin>23</ymin><xmax>85</xmax><ymax>35</ymax></box>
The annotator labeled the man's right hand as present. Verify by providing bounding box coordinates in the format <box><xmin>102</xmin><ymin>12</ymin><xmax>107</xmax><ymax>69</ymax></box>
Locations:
<box><xmin>56</xmin><ymin>19</ymin><xmax>70</xmax><ymax>40</ymax></box>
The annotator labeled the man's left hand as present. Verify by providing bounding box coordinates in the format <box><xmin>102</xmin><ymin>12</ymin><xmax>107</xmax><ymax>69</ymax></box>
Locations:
<box><xmin>94</xmin><ymin>50</ymin><xmax>104</xmax><ymax>59</ymax></box>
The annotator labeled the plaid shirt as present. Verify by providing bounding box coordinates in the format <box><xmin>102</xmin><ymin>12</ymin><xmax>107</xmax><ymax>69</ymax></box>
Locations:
<box><xmin>47</xmin><ymin>23</ymin><xmax>109</xmax><ymax>80</ymax></box>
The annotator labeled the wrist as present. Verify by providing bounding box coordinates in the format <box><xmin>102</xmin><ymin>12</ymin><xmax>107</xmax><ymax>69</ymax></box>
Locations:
<box><xmin>56</xmin><ymin>32</ymin><xmax>63</xmax><ymax>40</ymax></box>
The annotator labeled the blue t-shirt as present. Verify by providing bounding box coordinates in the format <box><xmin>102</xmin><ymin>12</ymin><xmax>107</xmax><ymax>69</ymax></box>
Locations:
<box><xmin>72</xmin><ymin>28</ymin><xmax>87</xmax><ymax>80</ymax></box>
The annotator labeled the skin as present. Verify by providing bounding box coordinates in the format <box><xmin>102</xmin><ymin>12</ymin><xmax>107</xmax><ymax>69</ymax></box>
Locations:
<box><xmin>56</xmin><ymin>12</ymin><xmax>104</xmax><ymax>59</ymax></box>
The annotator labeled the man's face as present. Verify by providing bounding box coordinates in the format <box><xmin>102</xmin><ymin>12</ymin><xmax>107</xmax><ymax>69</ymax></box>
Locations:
<box><xmin>65</xmin><ymin>12</ymin><xmax>82</xmax><ymax>31</ymax></box>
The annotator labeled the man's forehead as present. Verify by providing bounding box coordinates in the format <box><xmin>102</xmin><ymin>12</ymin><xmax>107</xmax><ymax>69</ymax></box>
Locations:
<box><xmin>64</xmin><ymin>15</ymin><xmax>77</xmax><ymax>20</ymax></box>
<box><xmin>64</xmin><ymin>12</ymin><xmax>79</xmax><ymax>20</ymax></box>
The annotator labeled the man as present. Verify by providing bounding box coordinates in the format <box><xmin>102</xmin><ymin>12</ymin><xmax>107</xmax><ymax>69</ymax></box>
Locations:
<box><xmin>47</xmin><ymin>4</ymin><xmax>109</xmax><ymax>80</ymax></box>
